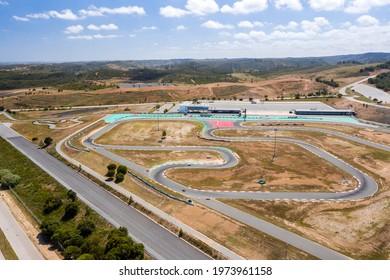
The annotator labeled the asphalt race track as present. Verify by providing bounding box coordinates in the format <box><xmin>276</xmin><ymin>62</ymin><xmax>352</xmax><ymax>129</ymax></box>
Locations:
<box><xmin>79</xmin><ymin>116</ymin><xmax>389</xmax><ymax>259</ymax></box>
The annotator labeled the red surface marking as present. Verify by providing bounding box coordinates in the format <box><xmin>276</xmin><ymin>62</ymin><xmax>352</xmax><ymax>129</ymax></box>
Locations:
<box><xmin>210</xmin><ymin>120</ymin><xmax>234</xmax><ymax>128</ymax></box>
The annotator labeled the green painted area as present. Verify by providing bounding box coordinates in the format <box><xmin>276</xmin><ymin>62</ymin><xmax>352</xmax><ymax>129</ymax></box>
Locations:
<box><xmin>105</xmin><ymin>113</ymin><xmax>362</xmax><ymax>125</ymax></box>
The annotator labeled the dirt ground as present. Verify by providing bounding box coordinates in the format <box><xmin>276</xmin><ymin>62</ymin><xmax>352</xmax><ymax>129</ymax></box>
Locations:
<box><xmin>325</xmin><ymin>98</ymin><xmax>390</xmax><ymax>124</ymax></box>
<box><xmin>166</xmin><ymin>141</ymin><xmax>356</xmax><ymax>193</ymax></box>
<box><xmin>111</xmin><ymin>150</ymin><xmax>223</xmax><ymax>168</ymax></box>
<box><xmin>0</xmin><ymin>191</ymin><xmax>61</xmax><ymax>260</ymax></box>
<box><xmin>96</xmin><ymin>120</ymin><xmax>208</xmax><ymax>147</ymax></box>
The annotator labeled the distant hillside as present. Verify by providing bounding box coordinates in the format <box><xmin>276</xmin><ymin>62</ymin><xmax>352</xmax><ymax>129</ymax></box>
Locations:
<box><xmin>1</xmin><ymin>52</ymin><xmax>389</xmax><ymax>89</ymax></box>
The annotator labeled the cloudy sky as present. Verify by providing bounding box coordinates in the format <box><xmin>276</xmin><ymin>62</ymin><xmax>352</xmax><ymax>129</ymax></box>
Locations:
<box><xmin>1</xmin><ymin>0</ymin><xmax>390</xmax><ymax>62</ymax></box>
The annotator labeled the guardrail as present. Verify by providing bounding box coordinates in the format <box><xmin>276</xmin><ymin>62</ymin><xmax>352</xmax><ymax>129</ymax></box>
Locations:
<box><xmin>128</xmin><ymin>171</ymin><xmax>193</xmax><ymax>206</ymax></box>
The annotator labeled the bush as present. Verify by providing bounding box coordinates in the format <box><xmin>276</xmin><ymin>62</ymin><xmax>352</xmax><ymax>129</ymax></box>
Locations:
<box><xmin>44</xmin><ymin>137</ymin><xmax>53</xmax><ymax>146</ymax></box>
<box><xmin>0</xmin><ymin>173</ymin><xmax>21</xmax><ymax>188</ymax></box>
<box><xmin>107</xmin><ymin>164</ymin><xmax>117</xmax><ymax>171</ymax></box>
<box><xmin>77</xmin><ymin>254</ymin><xmax>95</xmax><ymax>260</ymax></box>
<box><xmin>0</xmin><ymin>169</ymin><xmax>11</xmax><ymax>179</ymax></box>
<box><xmin>62</xmin><ymin>203</ymin><xmax>79</xmax><ymax>221</ymax></box>
<box><xmin>115</xmin><ymin>173</ymin><xmax>125</xmax><ymax>183</ymax></box>
<box><xmin>67</xmin><ymin>190</ymin><xmax>77</xmax><ymax>202</ymax></box>
<box><xmin>43</xmin><ymin>197</ymin><xmax>63</xmax><ymax>215</ymax></box>
<box><xmin>63</xmin><ymin>246</ymin><xmax>82</xmax><ymax>260</ymax></box>
<box><xmin>40</xmin><ymin>220</ymin><xmax>61</xmax><ymax>241</ymax></box>
<box><xmin>32</xmin><ymin>137</ymin><xmax>38</xmax><ymax>141</ymax></box>
<box><xmin>77</xmin><ymin>220</ymin><xmax>96</xmax><ymax>237</ymax></box>
<box><xmin>117</xmin><ymin>165</ymin><xmax>128</xmax><ymax>175</ymax></box>
<box><xmin>105</xmin><ymin>169</ymin><xmax>115</xmax><ymax>178</ymax></box>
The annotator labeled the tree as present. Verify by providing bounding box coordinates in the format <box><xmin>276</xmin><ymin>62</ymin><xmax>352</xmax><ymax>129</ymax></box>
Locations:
<box><xmin>40</xmin><ymin>220</ymin><xmax>60</xmax><ymax>241</ymax></box>
<box><xmin>128</xmin><ymin>196</ymin><xmax>133</xmax><ymax>205</ymax></box>
<box><xmin>162</xmin><ymin>130</ymin><xmax>167</xmax><ymax>137</ymax></box>
<box><xmin>107</xmin><ymin>164</ymin><xmax>117</xmax><ymax>171</ymax></box>
<box><xmin>43</xmin><ymin>197</ymin><xmax>63</xmax><ymax>215</ymax></box>
<box><xmin>44</xmin><ymin>137</ymin><xmax>53</xmax><ymax>146</ymax></box>
<box><xmin>77</xmin><ymin>220</ymin><xmax>96</xmax><ymax>237</ymax></box>
<box><xmin>0</xmin><ymin>106</ymin><xmax>5</xmax><ymax>111</ymax></box>
<box><xmin>106</xmin><ymin>169</ymin><xmax>115</xmax><ymax>178</ymax></box>
<box><xmin>0</xmin><ymin>169</ymin><xmax>11</xmax><ymax>179</ymax></box>
<box><xmin>67</xmin><ymin>190</ymin><xmax>77</xmax><ymax>202</ymax></box>
<box><xmin>117</xmin><ymin>165</ymin><xmax>128</xmax><ymax>175</ymax></box>
<box><xmin>77</xmin><ymin>254</ymin><xmax>95</xmax><ymax>260</ymax></box>
<box><xmin>62</xmin><ymin>202</ymin><xmax>79</xmax><ymax>221</ymax></box>
<box><xmin>63</xmin><ymin>246</ymin><xmax>82</xmax><ymax>260</ymax></box>
<box><xmin>0</xmin><ymin>173</ymin><xmax>21</xmax><ymax>188</ymax></box>
<box><xmin>115</xmin><ymin>173</ymin><xmax>125</xmax><ymax>183</ymax></box>
<box><xmin>163</xmin><ymin>108</ymin><xmax>168</xmax><ymax>114</ymax></box>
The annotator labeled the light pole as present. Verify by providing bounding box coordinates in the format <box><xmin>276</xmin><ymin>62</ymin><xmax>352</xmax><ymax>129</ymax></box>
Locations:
<box><xmin>157</xmin><ymin>115</ymin><xmax>160</xmax><ymax>131</ymax></box>
<box><xmin>272</xmin><ymin>129</ymin><xmax>277</xmax><ymax>161</ymax></box>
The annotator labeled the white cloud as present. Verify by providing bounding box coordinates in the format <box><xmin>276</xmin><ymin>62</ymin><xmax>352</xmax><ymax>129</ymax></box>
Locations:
<box><xmin>141</xmin><ymin>26</ymin><xmax>158</xmax><ymax>30</ymax></box>
<box><xmin>129</xmin><ymin>34</ymin><xmax>136</xmax><ymax>38</ymax></box>
<box><xmin>176</xmin><ymin>25</ymin><xmax>187</xmax><ymax>31</ymax></box>
<box><xmin>67</xmin><ymin>35</ymin><xmax>93</xmax><ymax>40</ymax></box>
<box><xmin>48</xmin><ymin>9</ymin><xmax>79</xmax><ymax>20</ymax></box>
<box><xmin>356</xmin><ymin>15</ymin><xmax>379</xmax><ymax>26</ymax></box>
<box><xmin>219</xmin><ymin>31</ymin><xmax>232</xmax><ymax>37</ymax></box>
<box><xmin>308</xmin><ymin>0</ymin><xmax>345</xmax><ymax>11</ymax></box>
<box><xmin>26</xmin><ymin>13</ymin><xmax>50</xmax><ymax>19</ymax></box>
<box><xmin>12</xmin><ymin>16</ymin><xmax>29</xmax><ymax>22</ymax></box>
<box><xmin>93</xmin><ymin>34</ymin><xmax>119</xmax><ymax>39</ymax></box>
<box><xmin>275</xmin><ymin>21</ymin><xmax>299</xmax><ymax>30</ymax></box>
<box><xmin>64</xmin><ymin>25</ymin><xmax>84</xmax><ymax>34</ymax></box>
<box><xmin>185</xmin><ymin>0</ymin><xmax>219</xmax><ymax>15</ymax></box>
<box><xmin>67</xmin><ymin>34</ymin><xmax>119</xmax><ymax>40</ymax></box>
<box><xmin>160</xmin><ymin>6</ymin><xmax>189</xmax><ymax>18</ymax></box>
<box><xmin>249</xmin><ymin>30</ymin><xmax>267</xmax><ymax>40</ymax></box>
<box><xmin>78</xmin><ymin>5</ymin><xmax>145</xmax><ymax>17</ymax></box>
<box><xmin>274</xmin><ymin>0</ymin><xmax>303</xmax><ymax>11</ymax></box>
<box><xmin>238</xmin><ymin>21</ymin><xmax>265</xmax><ymax>28</ymax></box>
<box><xmin>87</xmin><ymin>24</ymin><xmax>118</xmax><ymax>31</ymax></box>
<box><xmin>221</xmin><ymin>0</ymin><xmax>268</xmax><ymax>14</ymax></box>
<box><xmin>345</xmin><ymin>0</ymin><xmax>390</xmax><ymax>14</ymax></box>
<box><xmin>201</xmin><ymin>20</ymin><xmax>234</xmax><ymax>30</ymax></box>
<box><xmin>234</xmin><ymin>32</ymin><xmax>253</xmax><ymax>41</ymax></box>
<box><xmin>238</xmin><ymin>21</ymin><xmax>255</xmax><ymax>28</ymax></box>
<box><xmin>0</xmin><ymin>1</ymin><xmax>9</xmax><ymax>5</ymax></box>
<box><xmin>301</xmin><ymin>17</ymin><xmax>330</xmax><ymax>32</ymax></box>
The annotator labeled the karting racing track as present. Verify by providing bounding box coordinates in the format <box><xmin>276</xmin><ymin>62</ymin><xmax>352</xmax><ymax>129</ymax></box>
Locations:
<box><xmin>79</xmin><ymin>115</ymin><xmax>390</xmax><ymax>259</ymax></box>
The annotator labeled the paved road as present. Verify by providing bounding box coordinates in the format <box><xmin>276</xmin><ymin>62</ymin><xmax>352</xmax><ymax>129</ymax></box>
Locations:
<box><xmin>352</xmin><ymin>84</ymin><xmax>390</xmax><ymax>103</ymax></box>
<box><xmin>0</xmin><ymin>124</ymin><xmax>210</xmax><ymax>260</ymax></box>
<box><xmin>0</xmin><ymin>194</ymin><xmax>44</xmax><ymax>260</ymax></box>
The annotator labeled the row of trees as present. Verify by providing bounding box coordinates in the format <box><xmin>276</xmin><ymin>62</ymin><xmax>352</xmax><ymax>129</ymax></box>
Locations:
<box><xmin>315</xmin><ymin>77</ymin><xmax>340</xmax><ymax>88</ymax></box>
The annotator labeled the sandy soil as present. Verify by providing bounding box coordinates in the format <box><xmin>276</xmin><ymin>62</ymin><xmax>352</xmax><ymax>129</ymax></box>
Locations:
<box><xmin>111</xmin><ymin>150</ymin><xmax>224</xmax><ymax>168</ymax></box>
<box><xmin>166</xmin><ymin>141</ymin><xmax>356</xmax><ymax>192</ymax></box>
<box><xmin>96</xmin><ymin>120</ymin><xmax>208</xmax><ymax>147</ymax></box>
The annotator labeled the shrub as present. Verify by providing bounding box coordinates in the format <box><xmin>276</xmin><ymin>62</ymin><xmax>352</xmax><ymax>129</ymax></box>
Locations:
<box><xmin>62</xmin><ymin>203</ymin><xmax>79</xmax><ymax>221</ymax></box>
<box><xmin>67</xmin><ymin>190</ymin><xmax>77</xmax><ymax>202</ymax></box>
<box><xmin>77</xmin><ymin>220</ymin><xmax>96</xmax><ymax>237</ymax></box>
<box><xmin>43</xmin><ymin>197</ymin><xmax>63</xmax><ymax>215</ymax></box>
<box><xmin>63</xmin><ymin>246</ymin><xmax>82</xmax><ymax>260</ymax></box>
<box><xmin>107</xmin><ymin>164</ymin><xmax>117</xmax><ymax>171</ymax></box>
<box><xmin>115</xmin><ymin>173</ymin><xmax>125</xmax><ymax>183</ymax></box>
<box><xmin>117</xmin><ymin>165</ymin><xmax>128</xmax><ymax>175</ymax></box>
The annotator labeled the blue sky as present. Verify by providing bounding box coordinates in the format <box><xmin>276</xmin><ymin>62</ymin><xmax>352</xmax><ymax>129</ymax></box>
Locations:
<box><xmin>1</xmin><ymin>0</ymin><xmax>390</xmax><ymax>62</ymax></box>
